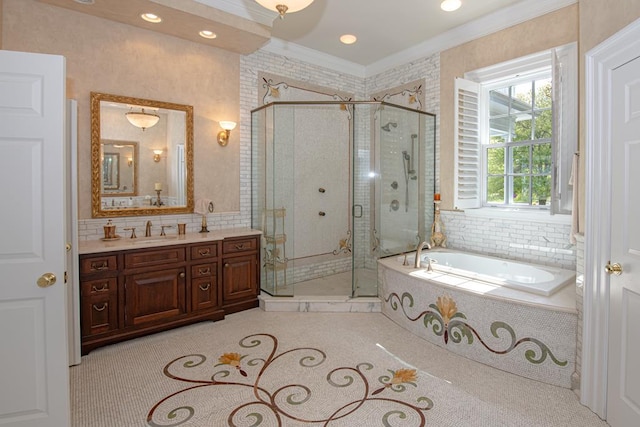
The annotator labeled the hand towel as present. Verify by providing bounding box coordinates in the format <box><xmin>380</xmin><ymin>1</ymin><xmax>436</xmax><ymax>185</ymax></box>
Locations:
<box><xmin>569</xmin><ymin>153</ymin><xmax>579</xmax><ymax>244</ymax></box>
<box><xmin>194</xmin><ymin>198</ymin><xmax>214</xmax><ymax>216</ymax></box>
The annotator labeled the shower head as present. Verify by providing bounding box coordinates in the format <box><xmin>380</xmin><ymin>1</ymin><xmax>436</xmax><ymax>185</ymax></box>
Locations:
<box><xmin>381</xmin><ymin>122</ymin><xmax>398</xmax><ymax>132</ymax></box>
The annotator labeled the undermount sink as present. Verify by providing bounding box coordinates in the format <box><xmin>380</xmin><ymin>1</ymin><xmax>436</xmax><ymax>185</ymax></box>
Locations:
<box><xmin>131</xmin><ymin>236</ymin><xmax>178</xmax><ymax>244</ymax></box>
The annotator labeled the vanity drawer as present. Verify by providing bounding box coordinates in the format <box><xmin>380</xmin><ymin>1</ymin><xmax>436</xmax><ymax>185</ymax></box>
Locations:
<box><xmin>191</xmin><ymin>276</ymin><xmax>218</xmax><ymax>311</ymax></box>
<box><xmin>81</xmin><ymin>294</ymin><xmax>118</xmax><ymax>337</ymax></box>
<box><xmin>222</xmin><ymin>237</ymin><xmax>258</xmax><ymax>255</ymax></box>
<box><xmin>80</xmin><ymin>255</ymin><xmax>118</xmax><ymax>275</ymax></box>
<box><xmin>192</xmin><ymin>263</ymin><xmax>216</xmax><ymax>278</ymax></box>
<box><xmin>81</xmin><ymin>277</ymin><xmax>117</xmax><ymax>295</ymax></box>
<box><xmin>191</xmin><ymin>243</ymin><xmax>218</xmax><ymax>260</ymax></box>
<box><xmin>124</xmin><ymin>247</ymin><xmax>186</xmax><ymax>269</ymax></box>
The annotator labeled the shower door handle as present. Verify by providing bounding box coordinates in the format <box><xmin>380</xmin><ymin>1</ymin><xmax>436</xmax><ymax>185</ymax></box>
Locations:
<box><xmin>353</xmin><ymin>204</ymin><xmax>363</xmax><ymax>218</ymax></box>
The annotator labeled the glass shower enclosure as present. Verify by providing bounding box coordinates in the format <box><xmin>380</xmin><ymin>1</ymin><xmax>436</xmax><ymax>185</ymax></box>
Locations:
<box><xmin>251</xmin><ymin>101</ymin><xmax>436</xmax><ymax>297</ymax></box>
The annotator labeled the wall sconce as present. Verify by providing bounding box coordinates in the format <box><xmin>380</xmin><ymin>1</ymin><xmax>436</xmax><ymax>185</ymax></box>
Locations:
<box><xmin>127</xmin><ymin>156</ymin><xmax>133</xmax><ymax>167</ymax></box>
<box><xmin>153</xmin><ymin>149</ymin><xmax>163</xmax><ymax>162</ymax></box>
<box><xmin>217</xmin><ymin>121</ymin><xmax>236</xmax><ymax>147</ymax></box>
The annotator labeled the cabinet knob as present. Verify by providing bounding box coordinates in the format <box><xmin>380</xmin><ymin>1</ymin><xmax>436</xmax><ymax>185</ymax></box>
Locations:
<box><xmin>179</xmin><ymin>272</ymin><xmax>185</xmax><ymax>278</ymax></box>
<box><xmin>224</xmin><ymin>263</ymin><xmax>230</xmax><ymax>268</ymax></box>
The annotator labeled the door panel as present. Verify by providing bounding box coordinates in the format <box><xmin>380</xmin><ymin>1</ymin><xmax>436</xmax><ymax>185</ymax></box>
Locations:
<box><xmin>608</xmin><ymin>54</ymin><xmax>640</xmax><ymax>426</ymax></box>
<box><xmin>0</xmin><ymin>50</ymin><xmax>69</xmax><ymax>426</ymax></box>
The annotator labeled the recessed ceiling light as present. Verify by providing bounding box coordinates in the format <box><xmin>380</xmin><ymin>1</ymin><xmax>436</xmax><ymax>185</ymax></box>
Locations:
<box><xmin>441</xmin><ymin>0</ymin><xmax>461</xmax><ymax>12</ymax></box>
<box><xmin>73</xmin><ymin>0</ymin><xmax>95</xmax><ymax>4</ymax></box>
<box><xmin>141</xmin><ymin>13</ymin><xmax>162</xmax><ymax>23</ymax></box>
<box><xmin>340</xmin><ymin>34</ymin><xmax>357</xmax><ymax>45</ymax></box>
<box><xmin>199</xmin><ymin>30</ymin><xmax>217</xmax><ymax>39</ymax></box>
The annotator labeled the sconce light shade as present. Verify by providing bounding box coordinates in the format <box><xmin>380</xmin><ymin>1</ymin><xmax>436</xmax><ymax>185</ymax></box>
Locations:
<box><xmin>126</xmin><ymin>108</ymin><xmax>160</xmax><ymax>131</ymax></box>
<box><xmin>153</xmin><ymin>149</ymin><xmax>163</xmax><ymax>162</ymax></box>
<box><xmin>255</xmin><ymin>0</ymin><xmax>314</xmax><ymax>18</ymax></box>
<box><xmin>217</xmin><ymin>121</ymin><xmax>236</xmax><ymax>147</ymax></box>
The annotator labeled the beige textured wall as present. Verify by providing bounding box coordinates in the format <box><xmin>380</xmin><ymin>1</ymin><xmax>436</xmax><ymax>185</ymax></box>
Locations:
<box><xmin>2</xmin><ymin>0</ymin><xmax>240</xmax><ymax>219</ymax></box>
<box><xmin>439</xmin><ymin>5</ymin><xmax>578</xmax><ymax>211</ymax></box>
<box><xmin>578</xmin><ymin>0</ymin><xmax>640</xmax><ymax>230</ymax></box>
<box><xmin>0</xmin><ymin>0</ymin><xmax>3</xmax><ymax>48</ymax></box>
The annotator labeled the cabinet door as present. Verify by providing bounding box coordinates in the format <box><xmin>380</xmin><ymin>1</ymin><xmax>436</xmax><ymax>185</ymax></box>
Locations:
<box><xmin>125</xmin><ymin>267</ymin><xmax>186</xmax><ymax>326</ymax></box>
<box><xmin>222</xmin><ymin>255</ymin><xmax>257</xmax><ymax>302</ymax></box>
<box><xmin>191</xmin><ymin>263</ymin><xmax>218</xmax><ymax>311</ymax></box>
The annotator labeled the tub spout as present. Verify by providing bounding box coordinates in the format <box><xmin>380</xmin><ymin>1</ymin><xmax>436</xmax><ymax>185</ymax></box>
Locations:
<box><xmin>414</xmin><ymin>241</ymin><xmax>431</xmax><ymax>268</ymax></box>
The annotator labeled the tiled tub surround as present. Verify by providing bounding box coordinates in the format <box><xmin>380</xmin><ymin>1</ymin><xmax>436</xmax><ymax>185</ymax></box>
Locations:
<box><xmin>378</xmin><ymin>255</ymin><xmax>577</xmax><ymax>388</ymax></box>
<box><xmin>440</xmin><ymin>210</ymin><xmax>577</xmax><ymax>270</ymax></box>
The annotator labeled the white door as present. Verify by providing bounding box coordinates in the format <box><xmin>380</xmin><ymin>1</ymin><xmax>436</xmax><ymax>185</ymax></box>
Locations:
<box><xmin>0</xmin><ymin>50</ymin><xmax>70</xmax><ymax>426</ymax></box>
<box><xmin>607</xmin><ymin>53</ymin><xmax>640</xmax><ymax>426</ymax></box>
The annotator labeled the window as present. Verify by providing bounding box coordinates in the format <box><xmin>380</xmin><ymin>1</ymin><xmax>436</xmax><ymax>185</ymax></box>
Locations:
<box><xmin>454</xmin><ymin>43</ymin><xmax>577</xmax><ymax>214</ymax></box>
<box><xmin>486</xmin><ymin>75</ymin><xmax>552</xmax><ymax>207</ymax></box>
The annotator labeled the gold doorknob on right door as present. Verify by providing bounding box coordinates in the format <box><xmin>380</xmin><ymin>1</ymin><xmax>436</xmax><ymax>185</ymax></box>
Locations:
<box><xmin>605</xmin><ymin>262</ymin><xmax>623</xmax><ymax>276</ymax></box>
<box><xmin>37</xmin><ymin>272</ymin><xmax>57</xmax><ymax>288</ymax></box>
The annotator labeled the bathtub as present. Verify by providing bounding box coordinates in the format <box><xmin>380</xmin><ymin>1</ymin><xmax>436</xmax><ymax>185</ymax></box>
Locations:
<box><xmin>419</xmin><ymin>250</ymin><xmax>575</xmax><ymax>296</ymax></box>
<box><xmin>378</xmin><ymin>251</ymin><xmax>578</xmax><ymax>387</ymax></box>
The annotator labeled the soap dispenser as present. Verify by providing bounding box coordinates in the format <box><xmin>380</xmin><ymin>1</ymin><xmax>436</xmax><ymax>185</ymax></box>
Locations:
<box><xmin>103</xmin><ymin>219</ymin><xmax>116</xmax><ymax>240</ymax></box>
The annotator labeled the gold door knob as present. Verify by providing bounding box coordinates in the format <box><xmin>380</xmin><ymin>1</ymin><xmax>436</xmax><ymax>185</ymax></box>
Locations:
<box><xmin>605</xmin><ymin>262</ymin><xmax>623</xmax><ymax>276</ymax></box>
<box><xmin>37</xmin><ymin>273</ymin><xmax>57</xmax><ymax>288</ymax></box>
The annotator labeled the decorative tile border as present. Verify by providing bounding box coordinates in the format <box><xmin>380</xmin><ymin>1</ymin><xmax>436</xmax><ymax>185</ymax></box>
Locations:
<box><xmin>385</xmin><ymin>292</ymin><xmax>567</xmax><ymax>366</ymax></box>
<box><xmin>379</xmin><ymin>264</ymin><xmax>577</xmax><ymax>388</ymax></box>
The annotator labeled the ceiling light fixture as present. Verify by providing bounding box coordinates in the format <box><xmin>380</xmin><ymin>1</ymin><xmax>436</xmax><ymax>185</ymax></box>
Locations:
<box><xmin>125</xmin><ymin>109</ymin><xmax>160</xmax><ymax>131</ymax></box>
<box><xmin>440</xmin><ymin>0</ymin><xmax>461</xmax><ymax>12</ymax></box>
<box><xmin>141</xmin><ymin>13</ymin><xmax>162</xmax><ymax>23</ymax></box>
<box><xmin>340</xmin><ymin>34</ymin><xmax>357</xmax><ymax>45</ymax></box>
<box><xmin>254</xmin><ymin>0</ymin><xmax>315</xmax><ymax>19</ymax></box>
<box><xmin>199</xmin><ymin>30</ymin><xmax>217</xmax><ymax>39</ymax></box>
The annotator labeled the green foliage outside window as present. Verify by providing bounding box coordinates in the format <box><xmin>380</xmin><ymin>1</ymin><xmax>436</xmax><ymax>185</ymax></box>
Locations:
<box><xmin>486</xmin><ymin>78</ymin><xmax>552</xmax><ymax>206</ymax></box>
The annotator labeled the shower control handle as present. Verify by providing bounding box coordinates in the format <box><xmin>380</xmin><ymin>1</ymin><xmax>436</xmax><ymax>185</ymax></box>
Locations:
<box><xmin>318</xmin><ymin>188</ymin><xmax>325</xmax><ymax>193</ymax></box>
<box><xmin>318</xmin><ymin>211</ymin><xmax>326</xmax><ymax>216</ymax></box>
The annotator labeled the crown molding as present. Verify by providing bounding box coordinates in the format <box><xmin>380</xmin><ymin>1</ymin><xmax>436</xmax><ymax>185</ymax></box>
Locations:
<box><xmin>365</xmin><ymin>0</ymin><xmax>577</xmax><ymax>76</ymax></box>
<box><xmin>261</xmin><ymin>38</ymin><xmax>367</xmax><ymax>78</ymax></box>
<box><xmin>192</xmin><ymin>0</ymin><xmax>278</xmax><ymax>26</ymax></box>
<box><xmin>257</xmin><ymin>0</ymin><xmax>577</xmax><ymax>78</ymax></box>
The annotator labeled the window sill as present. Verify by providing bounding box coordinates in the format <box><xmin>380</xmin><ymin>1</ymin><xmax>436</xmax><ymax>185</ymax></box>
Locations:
<box><xmin>456</xmin><ymin>207</ymin><xmax>572</xmax><ymax>224</ymax></box>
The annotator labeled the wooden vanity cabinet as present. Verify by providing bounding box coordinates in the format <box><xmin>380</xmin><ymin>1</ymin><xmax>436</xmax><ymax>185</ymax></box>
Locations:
<box><xmin>222</xmin><ymin>236</ymin><xmax>260</xmax><ymax>314</ymax></box>
<box><xmin>79</xmin><ymin>234</ymin><xmax>260</xmax><ymax>355</ymax></box>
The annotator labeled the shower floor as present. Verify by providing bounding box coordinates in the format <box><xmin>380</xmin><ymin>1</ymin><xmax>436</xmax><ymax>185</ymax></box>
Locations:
<box><xmin>265</xmin><ymin>269</ymin><xmax>378</xmax><ymax>297</ymax></box>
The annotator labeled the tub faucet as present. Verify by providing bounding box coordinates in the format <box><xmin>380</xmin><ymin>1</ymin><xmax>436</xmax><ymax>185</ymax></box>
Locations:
<box><xmin>145</xmin><ymin>220</ymin><xmax>152</xmax><ymax>237</ymax></box>
<box><xmin>414</xmin><ymin>241</ymin><xmax>431</xmax><ymax>268</ymax></box>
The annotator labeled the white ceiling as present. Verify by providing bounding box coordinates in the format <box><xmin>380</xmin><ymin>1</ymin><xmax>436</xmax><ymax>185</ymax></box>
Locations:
<box><xmin>41</xmin><ymin>0</ymin><xmax>576</xmax><ymax>77</ymax></box>
<box><xmin>198</xmin><ymin>0</ymin><xmax>576</xmax><ymax>75</ymax></box>
<box><xmin>267</xmin><ymin>0</ymin><xmax>525</xmax><ymax>65</ymax></box>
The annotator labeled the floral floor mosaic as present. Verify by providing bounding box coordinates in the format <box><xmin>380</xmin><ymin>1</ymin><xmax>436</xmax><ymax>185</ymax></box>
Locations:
<box><xmin>71</xmin><ymin>309</ymin><xmax>608</xmax><ymax>427</ymax></box>
<box><xmin>147</xmin><ymin>333</ymin><xmax>433</xmax><ymax>426</ymax></box>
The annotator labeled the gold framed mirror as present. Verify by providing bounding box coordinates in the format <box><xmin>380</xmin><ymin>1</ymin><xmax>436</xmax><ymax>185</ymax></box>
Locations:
<box><xmin>91</xmin><ymin>92</ymin><xmax>194</xmax><ymax>217</ymax></box>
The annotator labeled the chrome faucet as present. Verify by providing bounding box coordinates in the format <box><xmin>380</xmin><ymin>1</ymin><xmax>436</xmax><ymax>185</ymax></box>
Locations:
<box><xmin>145</xmin><ymin>220</ymin><xmax>152</xmax><ymax>237</ymax></box>
<box><xmin>414</xmin><ymin>241</ymin><xmax>431</xmax><ymax>268</ymax></box>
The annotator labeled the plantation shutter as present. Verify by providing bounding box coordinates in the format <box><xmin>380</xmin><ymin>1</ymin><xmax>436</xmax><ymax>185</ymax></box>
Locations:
<box><xmin>550</xmin><ymin>43</ymin><xmax>577</xmax><ymax>215</ymax></box>
<box><xmin>454</xmin><ymin>77</ymin><xmax>481</xmax><ymax>209</ymax></box>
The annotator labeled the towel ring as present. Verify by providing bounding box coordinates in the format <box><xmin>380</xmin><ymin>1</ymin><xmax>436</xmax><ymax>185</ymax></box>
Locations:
<box><xmin>208</xmin><ymin>202</ymin><xmax>214</xmax><ymax>213</ymax></box>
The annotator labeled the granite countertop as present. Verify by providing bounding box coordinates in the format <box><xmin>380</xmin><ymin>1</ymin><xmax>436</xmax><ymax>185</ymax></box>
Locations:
<box><xmin>79</xmin><ymin>228</ymin><xmax>262</xmax><ymax>254</ymax></box>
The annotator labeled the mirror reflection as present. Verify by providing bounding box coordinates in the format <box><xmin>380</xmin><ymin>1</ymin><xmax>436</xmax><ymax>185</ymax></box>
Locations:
<box><xmin>91</xmin><ymin>92</ymin><xmax>194</xmax><ymax>217</ymax></box>
<box><xmin>101</xmin><ymin>140</ymin><xmax>137</xmax><ymax>195</ymax></box>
